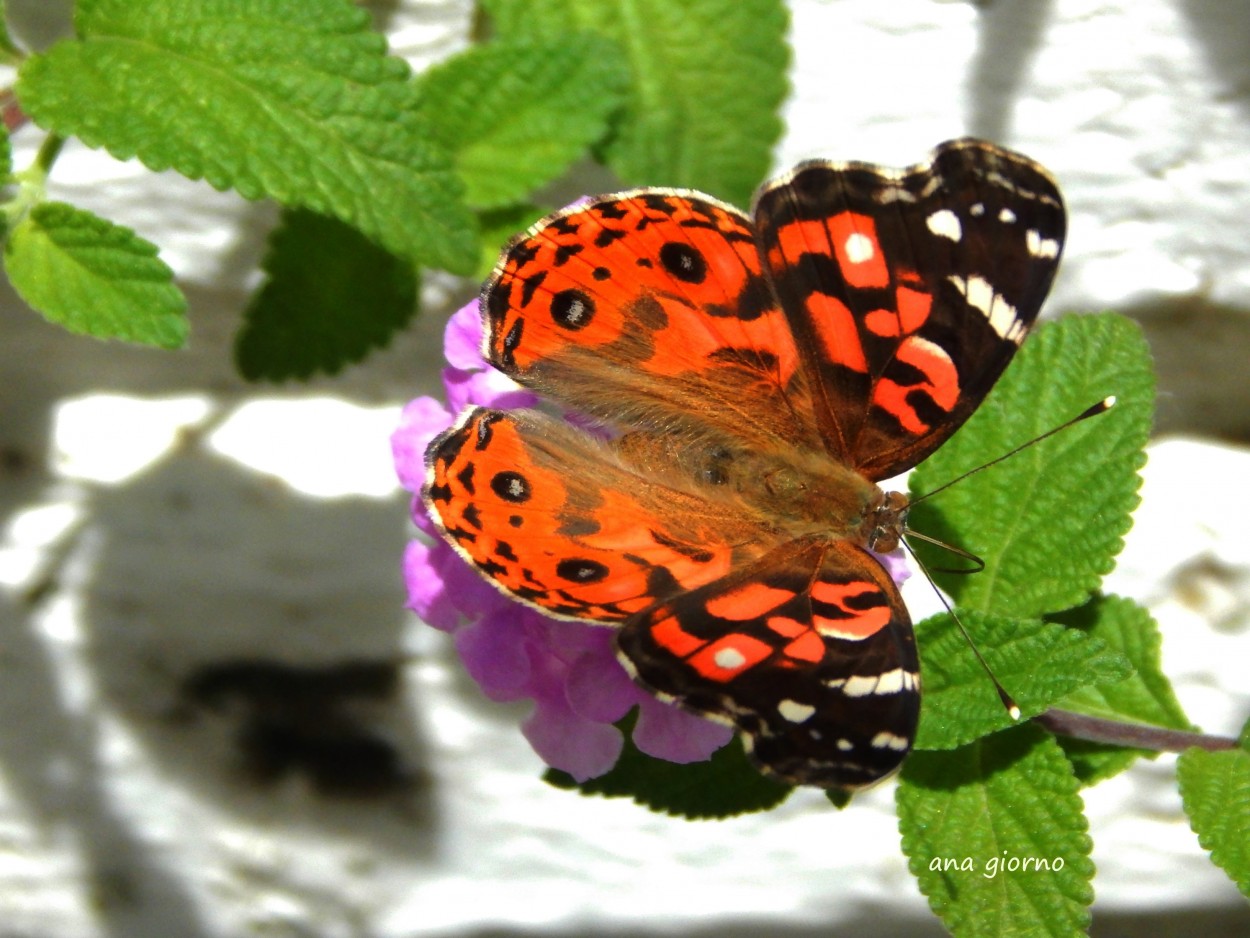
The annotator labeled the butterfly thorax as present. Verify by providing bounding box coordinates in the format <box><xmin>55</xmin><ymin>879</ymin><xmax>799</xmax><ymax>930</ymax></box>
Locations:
<box><xmin>679</xmin><ymin>442</ymin><xmax>907</xmax><ymax>552</ymax></box>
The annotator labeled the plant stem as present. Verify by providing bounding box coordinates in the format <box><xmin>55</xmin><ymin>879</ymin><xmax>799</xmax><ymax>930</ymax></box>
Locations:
<box><xmin>34</xmin><ymin>133</ymin><xmax>65</xmax><ymax>177</ymax></box>
<box><xmin>1036</xmin><ymin>708</ymin><xmax>1240</xmax><ymax>753</ymax></box>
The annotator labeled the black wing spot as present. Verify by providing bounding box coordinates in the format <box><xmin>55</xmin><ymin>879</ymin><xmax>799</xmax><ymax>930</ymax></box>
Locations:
<box><xmin>520</xmin><ymin>270</ymin><xmax>547</xmax><ymax>308</ymax></box>
<box><xmin>595</xmin><ymin>228</ymin><xmax>626</xmax><ymax>248</ymax></box>
<box><xmin>501</xmin><ymin>318</ymin><xmax>525</xmax><ymax>365</ymax></box>
<box><xmin>551</xmin><ymin>289</ymin><xmax>595</xmax><ymax>330</ymax></box>
<box><xmin>508</xmin><ymin>240</ymin><xmax>539</xmax><ymax>267</ymax></box>
<box><xmin>455</xmin><ymin>461</ymin><xmax>475</xmax><ymax>494</ymax></box>
<box><xmin>490</xmin><ymin>471</ymin><xmax>531</xmax><ymax>503</ymax></box>
<box><xmin>554</xmin><ymin>243</ymin><xmax>584</xmax><ymax>266</ymax></box>
<box><xmin>597</xmin><ymin>202</ymin><xmax>628</xmax><ymax>220</ymax></box>
<box><xmin>556</xmin><ymin>558</ymin><xmax>610</xmax><ymax>583</ymax></box>
<box><xmin>659</xmin><ymin>242</ymin><xmax>708</xmax><ymax>284</ymax></box>
<box><xmin>475</xmin><ymin>413</ymin><xmax>503</xmax><ymax>450</ymax></box>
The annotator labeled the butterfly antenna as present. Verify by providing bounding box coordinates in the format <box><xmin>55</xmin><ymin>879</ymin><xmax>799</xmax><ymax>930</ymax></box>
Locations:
<box><xmin>899</xmin><ymin>396</ymin><xmax>1116</xmax><ymax>718</ymax></box>
<box><xmin>910</xmin><ymin>396</ymin><xmax>1115</xmax><ymax>508</ymax></box>
<box><xmin>904</xmin><ymin>528</ymin><xmax>985</xmax><ymax>574</ymax></box>
<box><xmin>901</xmin><ymin>538</ymin><xmax>1020</xmax><ymax>720</ymax></box>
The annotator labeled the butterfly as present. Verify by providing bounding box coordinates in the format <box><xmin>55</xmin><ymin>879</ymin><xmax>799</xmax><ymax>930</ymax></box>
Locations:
<box><xmin>423</xmin><ymin>138</ymin><xmax>1065</xmax><ymax>789</ymax></box>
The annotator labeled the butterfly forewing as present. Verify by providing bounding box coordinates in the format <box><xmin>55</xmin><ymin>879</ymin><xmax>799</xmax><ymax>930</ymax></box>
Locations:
<box><xmin>753</xmin><ymin>138</ymin><xmax>1065</xmax><ymax>480</ymax></box>
<box><xmin>482</xmin><ymin>192</ymin><xmax>822</xmax><ymax>453</ymax></box>
<box><xmin>424</xmin><ymin>408</ymin><xmax>779</xmax><ymax>622</ymax></box>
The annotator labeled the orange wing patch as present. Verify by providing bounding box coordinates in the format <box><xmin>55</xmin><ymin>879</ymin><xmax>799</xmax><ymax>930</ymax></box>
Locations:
<box><xmin>423</xmin><ymin>408</ymin><xmax>774</xmax><ymax>622</ymax></box>
<box><xmin>481</xmin><ymin>193</ymin><xmax>818</xmax><ymax>452</ymax></box>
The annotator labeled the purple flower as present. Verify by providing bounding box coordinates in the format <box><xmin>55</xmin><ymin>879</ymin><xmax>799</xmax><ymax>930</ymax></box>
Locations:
<box><xmin>392</xmin><ymin>300</ymin><xmax>733</xmax><ymax>782</ymax></box>
<box><xmin>873</xmin><ymin>549</ymin><xmax>911</xmax><ymax>588</ymax></box>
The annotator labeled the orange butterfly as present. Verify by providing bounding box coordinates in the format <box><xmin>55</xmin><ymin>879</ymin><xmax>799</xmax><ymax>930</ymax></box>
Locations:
<box><xmin>424</xmin><ymin>139</ymin><xmax>1064</xmax><ymax>788</ymax></box>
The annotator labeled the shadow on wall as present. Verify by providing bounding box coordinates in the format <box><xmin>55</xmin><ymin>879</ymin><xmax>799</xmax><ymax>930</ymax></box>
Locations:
<box><xmin>75</xmin><ymin>441</ymin><xmax>441</xmax><ymax>829</ymax></box>
<box><xmin>1130</xmin><ymin>295</ymin><xmax>1250</xmax><ymax>442</ymax></box>
<box><xmin>966</xmin><ymin>0</ymin><xmax>1056</xmax><ymax>143</ymax></box>
<box><xmin>0</xmin><ymin>439</ymin><xmax>444</xmax><ymax>938</ymax></box>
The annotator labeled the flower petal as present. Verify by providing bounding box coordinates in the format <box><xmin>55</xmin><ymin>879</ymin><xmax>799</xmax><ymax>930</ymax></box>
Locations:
<box><xmin>632</xmin><ymin>698</ymin><xmax>735</xmax><ymax>764</ymax></box>
<box><xmin>402</xmin><ymin>539</ymin><xmax>460</xmax><ymax>631</ymax></box>
<box><xmin>871</xmin><ymin>548</ymin><xmax>911</xmax><ymax>587</ymax></box>
<box><xmin>454</xmin><ymin>609</ymin><xmax>532</xmax><ymax>701</ymax></box>
<box><xmin>443</xmin><ymin>300</ymin><xmax>485</xmax><ymax>370</ymax></box>
<box><xmin>444</xmin><ymin>366</ymin><xmax>538</xmax><ymax>414</ymax></box>
<box><xmin>522</xmin><ymin>696</ymin><xmax>624</xmax><ymax>782</ymax></box>
<box><xmin>391</xmin><ymin>396</ymin><xmax>452</xmax><ymax>492</ymax></box>
<box><xmin>565</xmin><ymin>635</ymin><xmax>642</xmax><ymax>723</ymax></box>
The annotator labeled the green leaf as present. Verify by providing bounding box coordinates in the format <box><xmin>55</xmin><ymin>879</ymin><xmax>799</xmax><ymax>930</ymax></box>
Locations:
<box><xmin>5</xmin><ymin>201</ymin><xmax>187</xmax><ymax>347</ymax></box>
<box><xmin>16</xmin><ymin>0</ymin><xmax>477</xmax><ymax>273</ymax></box>
<box><xmin>544</xmin><ymin>711</ymin><xmax>791</xmax><ymax>819</ymax></box>
<box><xmin>420</xmin><ymin>36</ymin><xmax>629</xmax><ymax>209</ymax></box>
<box><xmin>910</xmin><ymin>313</ymin><xmax>1155</xmax><ymax>618</ymax></box>
<box><xmin>1050</xmin><ymin>594</ymin><xmax>1193</xmax><ymax>784</ymax></box>
<box><xmin>825</xmin><ymin>788</ymin><xmax>853</xmax><ymax>809</ymax></box>
<box><xmin>915</xmin><ymin>612</ymin><xmax>1130</xmax><ymax>751</ymax></box>
<box><xmin>476</xmin><ymin>203</ymin><xmax>548</xmax><ymax>278</ymax></box>
<box><xmin>486</xmin><ymin>0</ymin><xmax>790</xmax><ymax>207</ymax></box>
<box><xmin>899</xmin><ymin>726</ymin><xmax>1094</xmax><ymax>938</ymax></box>
<box><xmin>234</xmin><ymin>209</ymin><xmax>418</xmax><ymax>382</ymax></box>
<box><xmin>1178</xmin><ymin>742</ymin><xmax>1250</xmax><ymax>900</ymax></box>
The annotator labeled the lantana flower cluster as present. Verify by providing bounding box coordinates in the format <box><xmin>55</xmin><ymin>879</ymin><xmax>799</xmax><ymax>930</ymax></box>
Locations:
<box><xmin>391</xmin><ymin>301</ymin><xmax>733</xmax><ymax>781</ymax></box>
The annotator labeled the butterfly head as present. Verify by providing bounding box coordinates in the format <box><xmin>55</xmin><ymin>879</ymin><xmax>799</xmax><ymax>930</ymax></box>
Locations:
<box><xmin>863</xmin><ymin>489</ymin><xmax>910</xmax><ymax>554</ymax></box>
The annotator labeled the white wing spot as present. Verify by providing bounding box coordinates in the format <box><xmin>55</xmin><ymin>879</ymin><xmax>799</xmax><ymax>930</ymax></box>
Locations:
<box><xmin>713</xmin><ymin>647</ymin><xmax>746</xmax><ymax>671</ymax></box>
<box><xmin>832</xmin><ymin>668</ymin><xmax>919</xmax><ymax>698</ymax></box>
<box><xmin>844</xmin><ymin>232</ymin><xmax>875</xmax><ymax>264</ymax></box>
<box><xmin>777</xmin><ymin>699</ymin><xmax>816</xmax><ymax>723</ymax></box>
<box><xmin>970</xmin><ymin>202</ymin><xmax>986</xmax><ymax>216</ymax></box>
<box><xmin>998</xmin><ymin>207</ymin><xmax>1018</xmax><ymax>224</ymax></box>
<box><xmin>1026</xmin><ymin>228</ymin><xmax>1060</xmax><ymax>259</ymax></box>
<box><xmin>873</xmin><ymin>668</ymin><xmax>915</xmax><ymax>695</ymax></box>
<box><xmin>949</xmin><ymin>274</ymin><xmax>1025</xmax><ymax>344</ymax></box>
<box><xmin>842</xmin><ymin>675</ymin><xmax>879</xmax><ymax>698</ymax></box>
<box><xmin>875</xmin><ymin>186</ymin><xmax>917</xmax><ymax>204</ymax></box>
<box><xmin>836</xmin><ymin>738</ymin><xmax>855</xmax><ymax>752</ymax></box>
<box><xmin>871</xmin><ymin>731</ymin><xmax>911</xmax><ymax>751</ymax></box>
<box><xmin>926</xmin><ymin>209</ymin><xmax>962</xmax><ymax>242</ymax></box>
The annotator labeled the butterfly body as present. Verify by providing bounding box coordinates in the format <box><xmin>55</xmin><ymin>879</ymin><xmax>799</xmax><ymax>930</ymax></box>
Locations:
<box><xmin>424</xmin><ymin>139</ymin><xmax>1065</xmax><ymax>789</ymax></box>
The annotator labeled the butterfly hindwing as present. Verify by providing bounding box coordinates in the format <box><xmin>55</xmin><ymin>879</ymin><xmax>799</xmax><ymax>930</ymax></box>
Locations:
<box><xmin>753</xmin><ymin>138</ymin><xmax>1065</xmax><ymax>480</ymax></box>
<box><xmin>617</xmin><ymin>538</ymin><xmax>919</xmax><ymax>788</ymax></box>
